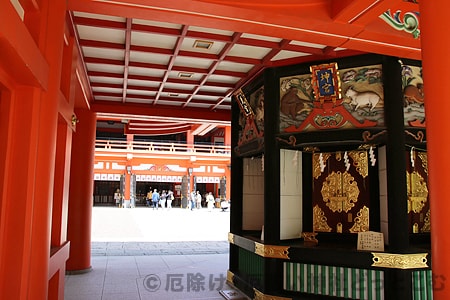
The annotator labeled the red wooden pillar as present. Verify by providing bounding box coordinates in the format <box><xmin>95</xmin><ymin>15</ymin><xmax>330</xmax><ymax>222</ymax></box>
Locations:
<box><xmin>124</xmin><ymin>134</ymin><xmax>134</xmax><ymax>200</ymax></box>
<box><xmin>187</xmin><ymin>130</ymin><xmax>195</xmax><ymax>193</ymax></box>
<box><xmin>225</xmin><ymin>126</ymin><xmax>231</xmax><ymax>200</ymax></box>
<box><xmin>0</xmin><ymin>87</ymin><xmax>41</xmax><ymax>300</ymax></box>
<box><xmin>27</xmin><ymin>0</ymin><xmax>67</xmax><ymax>298</ymax></box>
<box><xmin>420</xmin><ymin>1</ymin><xmax>450</xmax><ymax>299</ymax></box>
<box><xmin>66</xmin><ymin>108</ymin><xmax>96</xmax><ymax>272</ymax></box>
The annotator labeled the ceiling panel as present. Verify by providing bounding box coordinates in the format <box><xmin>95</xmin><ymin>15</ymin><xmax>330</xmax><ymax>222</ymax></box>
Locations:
<box><xmin>68</xmin><ymin>0</ymin><xmax>420</xmax><ymax>135</ymax></box>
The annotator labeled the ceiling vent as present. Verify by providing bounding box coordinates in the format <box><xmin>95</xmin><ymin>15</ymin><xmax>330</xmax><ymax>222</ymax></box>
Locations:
<box><xmin>178</xmin><ymin>72</ymin><xmax>194</xmax><ymax>78</ymax></box>
<box><xmin>193</xmin><ymin>40</ymin><xmax>213</xmax><ymax>50</ymax></box>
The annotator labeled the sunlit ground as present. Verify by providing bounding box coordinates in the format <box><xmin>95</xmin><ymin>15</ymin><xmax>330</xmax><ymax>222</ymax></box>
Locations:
<box><xmin>91</xmin><ymin>206</ymin><xmax>230</xmax><ymax>242</ymax></box>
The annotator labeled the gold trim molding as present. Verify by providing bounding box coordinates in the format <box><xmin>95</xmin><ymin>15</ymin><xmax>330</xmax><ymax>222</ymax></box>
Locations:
<box><xmin>254</xmin><ymin>242</ymin><xmax>289</xmax><ymax>259</ymax></box>
<box><xmin>226</xmin><ymin>270</ymin><xmax>234</xmax><ymax>284</ymax></box>
<box><xmin>371</xmin><ymin>252</ymin><xmax>428</xmax><ymax>269</ymax></box>
<box><xmin>228</xmin><ymin>232</ymin><xmax>235</xmax><ymax>244</ymax></box>
<box><xmin>254</xmin><ymin>288</ymin><xmax>291</xmax><ymax>300</ymax></box>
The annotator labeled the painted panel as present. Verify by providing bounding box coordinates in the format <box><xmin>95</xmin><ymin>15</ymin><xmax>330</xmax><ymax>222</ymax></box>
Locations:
<box><xmin>236</xmin><ymin>86</ymin><xmax>264</xmax><ymax>147</ymax></box>
<box><xmin>280</xmin><ymin>64</ymin><xmax>384</xmax><ymax>132</ymax></box>
<box><xmin>402</xmin><ymin>64</ymin><xmax>425</xmax><ymax>127</ymax></box>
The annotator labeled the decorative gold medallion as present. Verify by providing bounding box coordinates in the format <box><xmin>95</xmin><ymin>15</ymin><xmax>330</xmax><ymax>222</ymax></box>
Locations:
<box><xmin>321</xmin><ymin>171</ymin><xmax>360</xmax><ymax>213</ymax></box>
<box><xmin>349</xmin><ymin>206</ymin><xmax>369</xmax><ymax>233</ymax></box>
<box><xmin>406</xmin><ymin>171</ymin><xmax>428</xmax><ymax>213</ymax></box>
<box><xmin>348</xmin><ymin>151</ymin><xmax>369</xmax><ymax>178</ymax></box>
<box><xmin>313</xmin><ymin>205</ymin><xmax>332</xmax><ymax>232</ymax></box>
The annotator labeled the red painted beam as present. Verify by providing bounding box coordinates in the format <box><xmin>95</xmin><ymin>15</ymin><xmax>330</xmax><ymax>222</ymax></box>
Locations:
<box><xmin>122</xmin><ymin>18</ymin><xmax>132</xmax><ymax>103</ymax></box>
<box><xmin>92</xmin><ymin>100</ymin><xmax>231</xmax><ymax>123</ymax></box>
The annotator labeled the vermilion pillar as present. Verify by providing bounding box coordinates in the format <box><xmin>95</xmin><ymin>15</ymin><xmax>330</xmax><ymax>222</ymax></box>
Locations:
<box><xmin>66</xmin><ymin>108</ymin><xmax>96</xmax><ymax>272</ymax></box>
<box><xmin>419</xmin><ymin>1</ymin><xmax>450</xmax><ymax>299</ymax></box>
<box><xmin>225</xmin><ymin>126</ymin><xmax>231</xmax><ymax>200</ymax></box>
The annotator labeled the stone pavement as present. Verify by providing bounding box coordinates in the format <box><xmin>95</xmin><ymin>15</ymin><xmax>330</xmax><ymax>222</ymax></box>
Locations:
<box><xmin>91</xmin><ymin>241</ymin><xmax>230</xmax><ymax>256</ymax></box>
<box><xmin>64</xmin><ymin>206</ymin><xmax>247</xmax><ymax>300</ymax></box>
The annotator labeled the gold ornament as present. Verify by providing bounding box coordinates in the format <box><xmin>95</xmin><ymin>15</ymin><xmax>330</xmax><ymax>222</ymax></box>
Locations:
<box><xmin>313</xmin><ymin>205</ymin><xmax>332</xmax><ymax>232</ymax></box>
<box><xmin>313</xmin><ymin>153</ymin><xmax>330</xmax><ymax>179</ymax></box>
<box><xmin>372</xmin><ymin>253</ymin><xmax>428</xmax><ymax>269</ymax></box>
<box><xmin>406</xmin><ymin>171</ymin><xmax>428</xmax><ymax>213</ymax></box>
<box><xmin>348</xmin><ymin>150</ymin><xmax>368</xmax><ymax>178</ymax></box>
<box><xmin>321</xmin><ymin>171</ymin><xmax>360</xmax><ymax>213</ymax></box>
<box><xmin>349</xmin><ymin>206</ymin><xmax>369</xmax><ymax>233</ymax></box>
<box><xmin>254</xmin><ymin>243</ymin><xmax>289</xmax><ymax>259</ymax></box>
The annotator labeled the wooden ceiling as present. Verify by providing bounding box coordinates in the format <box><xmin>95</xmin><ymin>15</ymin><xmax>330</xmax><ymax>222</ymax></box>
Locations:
<box><xmin>67</xmin><ymin>0</ymin><xmax>421</xmax><ymax>136</ymax></box>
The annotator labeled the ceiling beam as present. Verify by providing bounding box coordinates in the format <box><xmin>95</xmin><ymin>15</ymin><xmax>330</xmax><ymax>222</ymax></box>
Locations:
<box><xmin>122</xmin><ymin>18</ymin><xmax>132</xmax><ymax>103</ymax></box>
<box><xmin>154</xmin><ymin>25</ymin><xmax>189</xmax><ymax>105</ymax></box>
<box><xmin>183</xmin><ymin>32</ymin><xmax>242</xmax><ymax>108</ymax></box>
<box><xmin>92</xmin><ymin>100</ymin><xmax>230</xmax><ymax>123</ymax></box>
<box><xmin>331</xmin><ymin>0</ymin><xmax>403</xmax><ymax>25</ymax></box>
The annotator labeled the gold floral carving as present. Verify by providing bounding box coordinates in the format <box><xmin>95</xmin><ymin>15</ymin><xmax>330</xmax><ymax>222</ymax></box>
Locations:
<box><xmin>349</xmin><ymin>206</ymin><xmax>369</xmax><ymax>233</ymax></box>
<box><xmin>348</xmin><ymin>151</ymin><xmax>368</xmax><ymax>178</ymax></box>
<box><xmin>372</xmin><ymin>253</ymin><xmax>428</xmax><ymax>269</ymax></box>
<box><xmin>313</xmin><ymin>153</ymin><xmax>330</xmax><ymax>179</ymax></box>
<box><xmin>228</xmin><ymin>232</ymin><xmax>235</xmax><ymax>244</ymax></box>
<box><xmin>254</xmin><ymin>242</ymin><xmax>289</xmax><ymax>259</ymax></box>
<box><xmin>421</xmin><ymin>209</ymin><xmax>431</xmax><ymax>232</ymax></box>
<box><xmin>406</xmin><ymin>171</ymin><xmax>428</xmax><ymax>213</ymax></box>
<box><xmin>254</xmin><ymin>288</ymin><xmax>291</xmax><ymax>300</ymax></box>
<box><xmin>321</xmin><ymin>171</ymin><xmax>360</xmax><ymax>213</ymax></box>
<box><xmin>302</xmin><ymin>232</ymin><xmax>318</xmax><ymax>245</ymax></box>
<box><xmin>418</xmin><ymin>152</ymin><xmax>428</xmax><ymax>175</ymax></box>
<box><xmin>313</xmin><ymin>205</ymin><xmax>332</xmax><ymax>232</ymax></box>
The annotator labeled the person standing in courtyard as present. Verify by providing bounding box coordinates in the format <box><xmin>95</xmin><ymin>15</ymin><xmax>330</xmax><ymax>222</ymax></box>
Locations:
<box><xmin>206</xmin><ymin>192</ymin><xmax>215</xmax><ymax>212</ymax></box>
<box><xmin>190</xmin><ymin>190</ymin><xmax>195</xmax><ymax>210</ymax></box>
<box><xmin>196</xmin><ymin>191</ymin><xmax>202</xmax><ymax>209</ymax></box>
<box><xmin>152</xmin><ymin>189</ymin><xmax>160</xmax><ymax>210</ymax></box>
<box><xmin>160</xmin><ymin>190</ymin><xmax>167</xmax><ymax>209</ymax></box>
<box><xmin>114</xmin><ymin>189</ymin><xmax>121</xmax><ymax>207</ymax></box>
<box><xmin>146</xmin><ymin>189</ymin><xmax>152</xmax><ymax>207</ymax></box>
<box><xmin>167</xmin><ymin>190</ymin><xmax>174</xmax><ymax>209</ymax></box>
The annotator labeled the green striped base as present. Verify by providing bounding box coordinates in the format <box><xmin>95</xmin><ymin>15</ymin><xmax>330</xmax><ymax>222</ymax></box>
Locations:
<box><xmin>412</xmin><ymin>270</ymin><xmax>433</xmax><ymax>300</ymax></box>
<box><xmin>284</xmin><ymin>262</ymin><xmax>384</xmax><ymax>299</ymax></box>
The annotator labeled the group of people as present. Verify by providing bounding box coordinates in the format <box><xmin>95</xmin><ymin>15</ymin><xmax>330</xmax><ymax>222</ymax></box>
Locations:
<box><xmin>188</xmin><ymin>191</ymin><xmax>215</xmax><ymax>211</ymax></box>
<box><xmin>115</xmin><ymin>188</ymin><xmax>222</xmax><ymax>211</ymax></box>
<box><xmin>146</xmin><ymin>189</ymin><xmax>174</xmax><ymax>210</ymax></box>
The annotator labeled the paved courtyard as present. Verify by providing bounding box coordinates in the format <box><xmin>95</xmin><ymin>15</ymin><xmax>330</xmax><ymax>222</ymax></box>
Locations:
<box><xmin>90</xmin><ymin>206</ymin><xmax>230</xmax><ymax>256</ymax></box>
<box><xmin>64</xmin><ymin>206</ymin><xmax>245</xmax><ymax>300</ymax></box>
